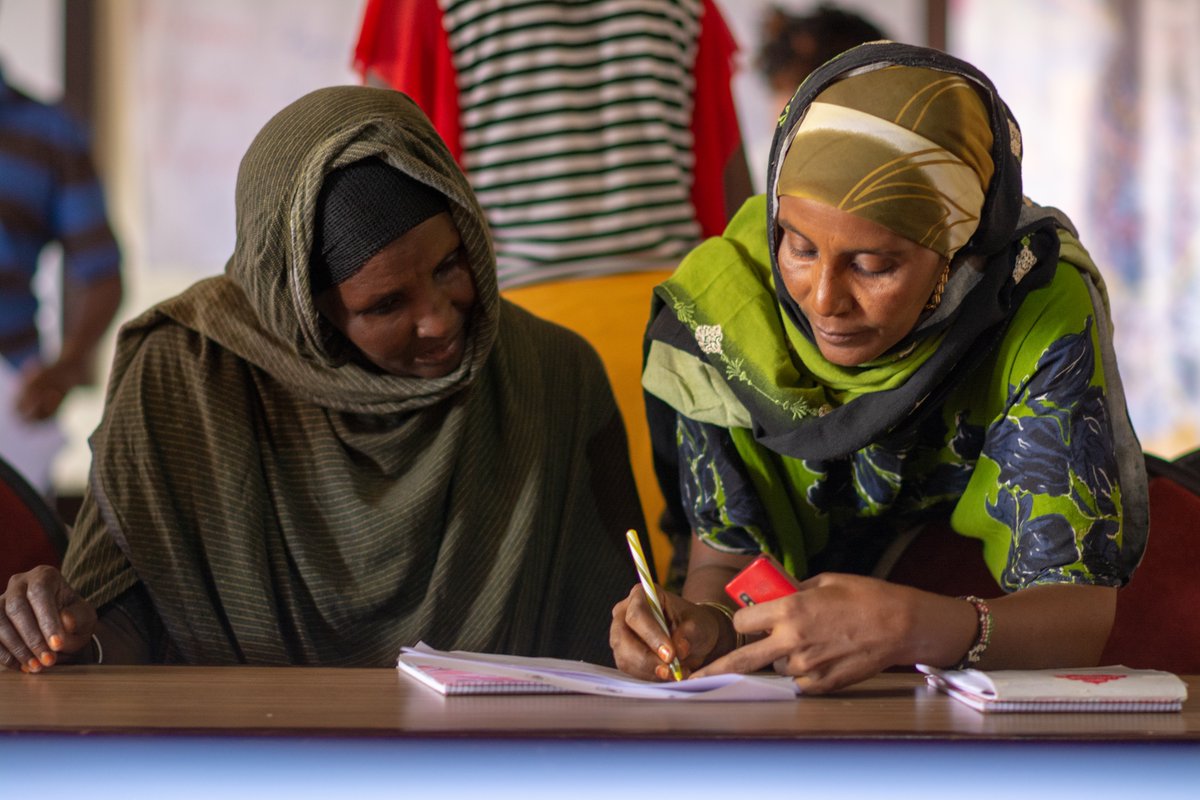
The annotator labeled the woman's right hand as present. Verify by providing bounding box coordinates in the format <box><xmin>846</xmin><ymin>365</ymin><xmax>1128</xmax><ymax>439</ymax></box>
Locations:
<box><xmin>609</xmin><ymin>584</ymin><xmax>734</xmax><ymax>680</ymax></box>
<box><xmin>1</xmin><ymin>565</ymin><xmax>97</xmax><ymax>672</ymax></box>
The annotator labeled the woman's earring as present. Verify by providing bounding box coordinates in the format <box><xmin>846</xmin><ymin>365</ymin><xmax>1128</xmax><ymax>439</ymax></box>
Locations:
<box><xmin>924</xmin><ymin>261</ymin><xmax>951</xmax><ymax>312</ymax></box>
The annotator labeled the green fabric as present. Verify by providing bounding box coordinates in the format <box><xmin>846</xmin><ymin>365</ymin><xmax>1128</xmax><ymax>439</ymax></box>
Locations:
<box><xmin>642</xmin><ymin>340</ymin><xmax>752</xmax><ymax>429</ymax></box>
<box><xmin>62</xmin><ymin>86</ymin><xmax>644</xmax><ymax>666</ymax></box>
<box><xmin>644</xmin><ymin>195</ymin><xmax>946</xmax><ymax>428</ymax></box>
<box><xmin>708</xmin><ymin>255</ymin><xmax>1130</xmax><ymax>589</ymax></box>
<box><xmin>721</xmin><ymin>429</ymin><xmax>825</xmax><ymax>579</ymax></box>
<box><xmin>947</xmin><ymin>259</ymin><xmax>1120</xmax><ymax>583</ymax></box>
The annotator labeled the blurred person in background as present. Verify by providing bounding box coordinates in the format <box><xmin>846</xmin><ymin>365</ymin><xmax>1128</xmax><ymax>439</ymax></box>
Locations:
<box><xmin>756</xmin><ymin>3</ymin><xmax>886</xmax><ymax>119</ymax></box>
<box><xmin>0</xmin><ymin>57</ymin><xmax>121</xmax><ymax>496</ymax></box>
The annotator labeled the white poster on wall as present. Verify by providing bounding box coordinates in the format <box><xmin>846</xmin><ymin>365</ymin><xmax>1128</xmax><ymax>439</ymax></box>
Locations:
<box><xmin>0</xmin><ymin>0</ymin><xmax>62</xmax><ymax>101</ymax></box>
<box><xmin>133</xmin><ymin>0</ymin><xmax>363</xmax><ymax>273</ymax></box>
<box><xmin>949</xmin><ymin>0</ymin><xmax>1200</xmax><ymax>453</ymax></box>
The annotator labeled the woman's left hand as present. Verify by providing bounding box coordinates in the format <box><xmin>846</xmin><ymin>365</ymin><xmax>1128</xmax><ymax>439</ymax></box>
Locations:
<box><xmin>691</xmin><ymin>572</ymin><xmax>926</xmax><ymax>693</ymax></box>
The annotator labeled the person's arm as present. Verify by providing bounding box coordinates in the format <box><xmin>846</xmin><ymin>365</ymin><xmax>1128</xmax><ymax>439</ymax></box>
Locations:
<box><xmin>85</xmin><ymin>595</ymin><xmax>156</xmax><ymax>665</ymax></box>
<box><xmin>979</xmin><ymin>583</ymin><xmax>1116</xmax><ymax>667</ymax></box>
<box><xmin>17</xmin><ymin>273</ymin><xmax>122</xmax><ymax>420</ymax></box>
<box><xmin>610</xmin><ymin>532</ymin><xmax>754</xmax><ymax>681</ymax></box>
<box><xmin>1</xmin><ymin>566</ymin><xmax>156</xmax><ymax>672</ymax></box>
<box><xmin>17</xmin><ymin>104</ymin><xmax>123</xmax><ymax>421</ymax></box>
<box><xmin>613</xmin><ymin>407</ymin><xmax>784</xmax><ymax>679</ymax></box>
<box><xmin>681</xmin><ymin>533</ymin><xmax>751</xmax><ymax>602</ymax></box>
<box><xmin>694</xmin><ymin>574</ymin><xmax>1115</xmax><ymax>693</ymax></box>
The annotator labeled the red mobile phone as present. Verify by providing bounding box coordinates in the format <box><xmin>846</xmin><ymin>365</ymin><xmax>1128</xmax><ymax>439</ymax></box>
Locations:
<box><xmin>724</xmin><ymin>554</ymin><xmax>800</xmax><ymax>607</ymax></box>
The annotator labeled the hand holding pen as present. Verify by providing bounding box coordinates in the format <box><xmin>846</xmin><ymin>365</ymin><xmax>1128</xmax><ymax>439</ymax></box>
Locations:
<box><xmin>611</xmin><ymin>530</ymin><xmax>733</xmax><ymax>682</ymax></box>
<box><xmin>624</xmin><ymin>530</ymin><xmax>684</xmax><ymax>681</ymax></box>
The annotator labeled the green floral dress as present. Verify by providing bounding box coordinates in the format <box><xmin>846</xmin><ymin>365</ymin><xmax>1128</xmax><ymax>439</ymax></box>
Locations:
<box><xmin>644</xmin><ymin>197</ymin><xmax>1145</xmax><ymax>592</ymax></box>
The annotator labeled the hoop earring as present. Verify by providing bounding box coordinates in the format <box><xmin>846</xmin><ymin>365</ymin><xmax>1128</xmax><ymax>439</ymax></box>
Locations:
<box><xmin>924</xmin><ymin>261</ymin><xmax>951</xmax><ymax>311</ymax></box>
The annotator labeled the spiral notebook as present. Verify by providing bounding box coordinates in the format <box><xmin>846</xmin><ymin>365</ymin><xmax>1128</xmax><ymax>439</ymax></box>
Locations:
<box><xmin>398</xmin><ymin>661</ymin><xmax>571</xmax><ymax>695</ymax></box>
<box><xmin>918</xmin><ymin>664</ymin><xmax>1188</xmax><ymax>713</ymax></box>
<box><xmin>395</xmin><ymin>643</ymin><xmax>801</xmax><ymax>701</ymax></box>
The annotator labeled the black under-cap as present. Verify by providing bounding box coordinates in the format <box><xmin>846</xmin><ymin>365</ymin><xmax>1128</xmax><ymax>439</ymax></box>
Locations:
<box><xmin>310</xmin><ymin>157</ymin><xmax>449</xmax><ymax>293</ymax></box>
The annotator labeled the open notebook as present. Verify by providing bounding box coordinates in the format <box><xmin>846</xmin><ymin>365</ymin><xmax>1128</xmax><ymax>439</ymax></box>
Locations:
<box><xmin>396</xmin><ymin>643</ymin><xmax>800</xmax><ymax>701</ymax></box>
<box><xmin>918</xmin><ymin>664</ymin><xmax>1188</xmax><ymax>713</ymax></box>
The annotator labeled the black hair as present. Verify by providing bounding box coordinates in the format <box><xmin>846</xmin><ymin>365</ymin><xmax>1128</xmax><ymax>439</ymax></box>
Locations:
<box><xmin>756</xmin><ymin>3</ymin><xmax>888</xmax><ymax>93</ymax></box>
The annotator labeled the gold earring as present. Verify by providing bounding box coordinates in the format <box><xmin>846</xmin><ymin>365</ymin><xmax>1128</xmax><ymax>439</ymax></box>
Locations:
<box><xmin>925</xmin><ymin>261</ymin><xmax>951</xmax><ymax>311</ymax></box>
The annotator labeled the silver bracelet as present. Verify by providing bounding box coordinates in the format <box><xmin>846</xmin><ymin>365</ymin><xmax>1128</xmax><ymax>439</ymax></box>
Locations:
<box><xmin>91</xmin><ymin>633</ymin><xmax>104</xmax><ymax>665</ymax></box>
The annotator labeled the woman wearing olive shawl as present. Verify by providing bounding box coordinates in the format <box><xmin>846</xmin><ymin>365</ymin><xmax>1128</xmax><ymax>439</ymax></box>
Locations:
<box><xmin>611</xmin><ymin>43</ymin><xmax>1147</xmax><ymax>692</ymax></box>
<box><xmin>0</xmin><ymin>86</ymin><xmax>643</xmax><ymax>671</ymax></box>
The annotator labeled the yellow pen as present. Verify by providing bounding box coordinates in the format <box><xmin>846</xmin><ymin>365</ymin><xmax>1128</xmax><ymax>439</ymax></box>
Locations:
<box><xmin>624</xmin><ymin>529</ymin><xmax>684</xmax><ymax>682</ymax></box>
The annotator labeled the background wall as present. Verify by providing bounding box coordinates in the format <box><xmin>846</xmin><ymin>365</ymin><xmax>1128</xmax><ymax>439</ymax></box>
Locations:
<box><xmin>0</xmin><ymin>0</ymin><xmax>62</xmax><ymax>100</ymax></box>
<box><xmin>950</xmin><ymin>0</ymin><xmax>1200</xmax><ymax>457</ymax></box>
<box><xmin>63</xmin><ymin>0</ymin><xmax>363</xmax><ymax>492</ymax></box>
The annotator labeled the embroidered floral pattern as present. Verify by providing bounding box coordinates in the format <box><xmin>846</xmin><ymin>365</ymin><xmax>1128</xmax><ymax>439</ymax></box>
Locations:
<box><xmin>657</xmin><ymin>284</ymin><xmax>825</xmax><ymax>419</ymax></box>
<box><xmin>659</xmin><ymin>285</ymin><xmax>820</xmax><ymax>421</ymax></box>
<box><xmin>671</xmin><ymin>296</ymin><xmax>696</xmax><ymax>327</ymax></box>
<box><xmin>724</xmin><ymin>356</ymin><xmax>749</xmax><ymax>384</ymax></box>
<box><xmin>782</xmin><ymin>399</ymin><xmax>818</xmax><ymax>420</ymax></box>
<box><xmin>695</xmin><ymin>324</ymin><xmax>723</xmax><ymax>354</ymax></box>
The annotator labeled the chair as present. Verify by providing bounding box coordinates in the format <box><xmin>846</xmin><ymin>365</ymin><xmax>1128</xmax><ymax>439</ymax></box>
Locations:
<box><xmin>1099</xmin><ymin>458</ymin><xmax>1200</xmax><ymax>673</ymax></box>
<box><xmin>0</xmin><ymin>454</ymin><xmax>69</xmax><ymax>580</ymax></box>
<box><xmin>885</xmin><ymin>451</ymin><xmax>1200</xmax><ymax>673</ymax></box>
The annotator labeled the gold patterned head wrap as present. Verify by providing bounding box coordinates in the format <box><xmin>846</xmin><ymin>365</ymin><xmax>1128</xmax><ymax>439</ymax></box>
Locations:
<box><xmin>778</xmin><ymin>65</ymin><xmax>995</xmax><ymax>259</ymax></box>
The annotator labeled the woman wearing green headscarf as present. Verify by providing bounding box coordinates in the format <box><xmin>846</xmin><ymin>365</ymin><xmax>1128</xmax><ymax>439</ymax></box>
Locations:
<box><xmin>611</xmin><ymin>43</ymin><xmax>1147</xmax><ymax>692</ymax></box>
<box><xmin>1</xmin><ymin>86</ymin><xmax>643</xmax><ymax>672</ymax></box>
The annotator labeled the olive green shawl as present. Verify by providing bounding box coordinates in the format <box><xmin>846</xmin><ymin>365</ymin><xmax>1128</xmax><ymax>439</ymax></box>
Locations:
<box><xmin>63</xmin><ymin>87</ymin><xmax>642</xmax><ymax>666</ymax></box>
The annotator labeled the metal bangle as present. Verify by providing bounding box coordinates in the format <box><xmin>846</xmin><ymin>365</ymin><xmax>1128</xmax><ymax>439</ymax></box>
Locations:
<box><xmin>91</xmin><ymin>633</ymin><xmax>104</xmax><ymax>665</ymax></box>
<box><xmin>697</xmin><ymin>600</ymin><xmax>746</xmax><ymax>650</ymax></box>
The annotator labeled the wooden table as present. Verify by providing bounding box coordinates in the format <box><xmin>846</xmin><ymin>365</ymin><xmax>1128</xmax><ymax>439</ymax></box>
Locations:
<box><xmin>2</xmin><ymin>666</ymin><xmax>1198</xmax><ymax>740</ymax></box>
<box><xmin>2</xmin><ymin>668</ymin><xmax>1198</xmax><ymax>797</ymax></box>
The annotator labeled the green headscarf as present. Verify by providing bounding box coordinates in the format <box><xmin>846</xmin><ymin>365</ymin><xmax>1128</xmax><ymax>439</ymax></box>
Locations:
<box><xmin>63</xmin><ymin>86</ymin><xmax>643</xmax><ymax>666</ymax></box>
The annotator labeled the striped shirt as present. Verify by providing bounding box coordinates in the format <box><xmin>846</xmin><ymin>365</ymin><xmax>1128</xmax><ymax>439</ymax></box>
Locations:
<box><xmin>443</xmin><ymin>0</ymin><xmax>703</xmax><ymax>286</ymax></box>
<box><xmin>0</xmin><ymin>72</ymin><xmax>120</xmax><ymax>368</ymax></box>
<box><xmin>356</xmin><ymin>0</ymin><xmax>731</xmax><ymax>289</ymax></box>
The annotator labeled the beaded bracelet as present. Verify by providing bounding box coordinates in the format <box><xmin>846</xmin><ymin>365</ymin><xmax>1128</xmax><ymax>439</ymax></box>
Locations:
<box><xmin>954</xmin><ymin>595</ymin><xmax>992</xmax><ymax>670</ymax></box>
<box><xmin>697</xmin><ymin>601</ymin><xmax>746</xmax><ymax>649</ymax></box>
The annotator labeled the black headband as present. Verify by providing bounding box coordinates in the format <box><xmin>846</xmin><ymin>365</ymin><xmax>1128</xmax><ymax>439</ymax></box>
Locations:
<box><xmin>310</xmin><ymin>157</ymin><xmax>448</xmax><ymax>293</ymax></box>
